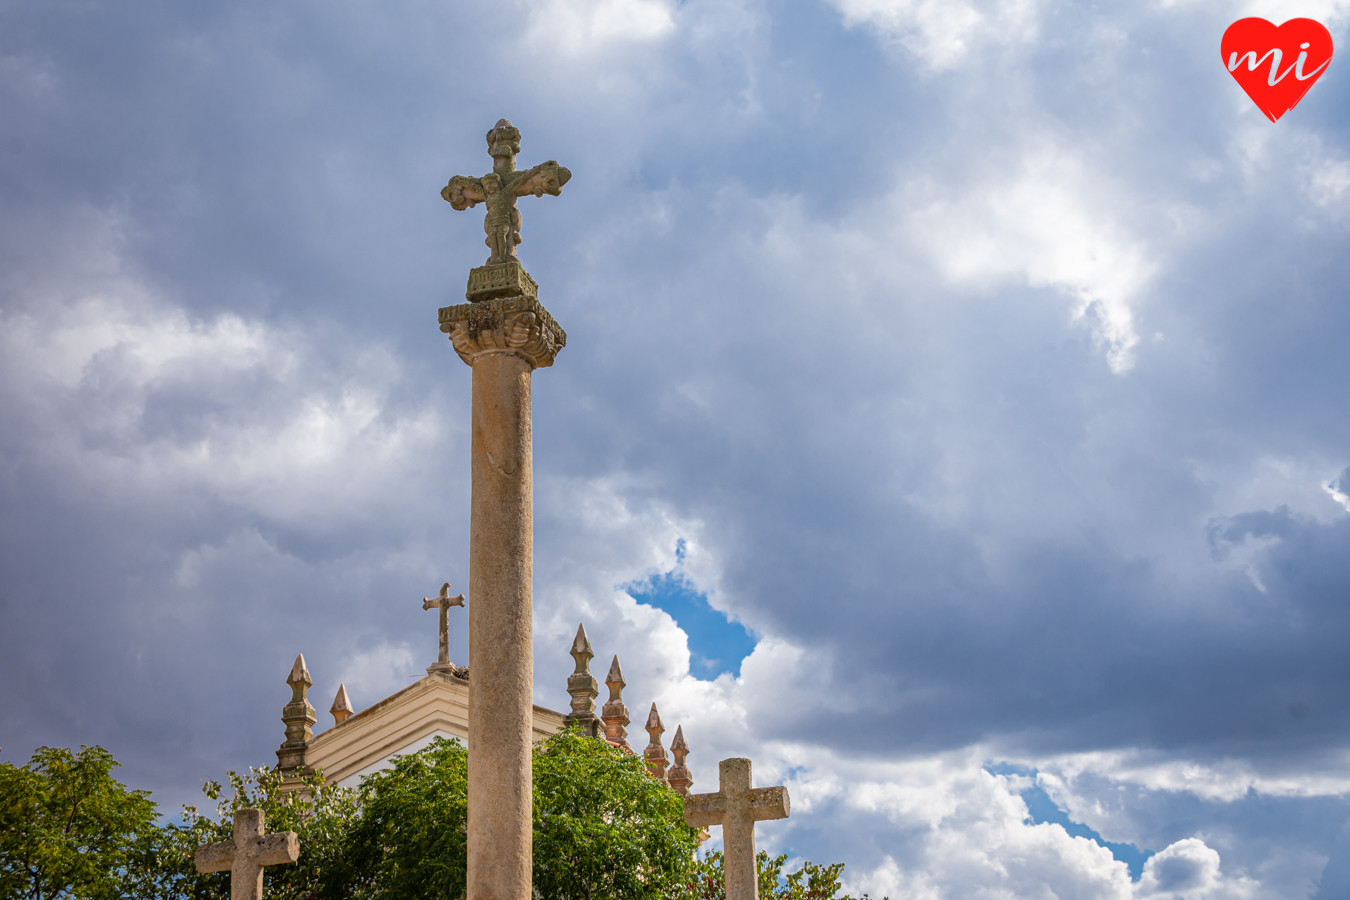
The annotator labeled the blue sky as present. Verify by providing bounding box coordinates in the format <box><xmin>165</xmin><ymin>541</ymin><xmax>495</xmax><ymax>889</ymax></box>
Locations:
<box><xmin>625</xmin><ymin>540</ymin><xmax>757</xmax><ymax>677</ymax></box>
<box><xmin>3</xmin><ymin>0</ymin><xmax>1350</xmax><ymax>897</ymax></box>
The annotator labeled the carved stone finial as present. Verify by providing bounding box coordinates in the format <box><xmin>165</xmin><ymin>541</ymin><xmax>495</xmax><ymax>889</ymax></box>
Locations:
<box><xmin>601</xmin><ymin>655</ymin><xmax>631</xmax><ymax>752</ymax></box>
<box><xmin>330</xmin><ymin>684</ymin><xmax>354</xmax><ymax>725</ymax></box>
<box><xmin>287</xmin><ymin>654</ymin><xmax>312</xmax><ymax>691</ymax></box>
<box><xmin>564</xmin><ymin>623</ymin><xmax>601</xmax><ymax>737</ymax></box>
<box><xmin>487</xmin><ymin>119</ymin><xmax>522</xmax><ymax>172</ymax></box>
<box><xmin>277</xmin><ymin>653</ymin><xmax>316</xmax><ymax>773</ymax></box>
<box><xmin>644</xmin><ymin>703</ymin><xmax>669</xmax><ymax>782</ymax></box>
<box><xmin>667</xmin><ymin>724</ymin><xmax>692</xmax><ymax>796</ymax></box>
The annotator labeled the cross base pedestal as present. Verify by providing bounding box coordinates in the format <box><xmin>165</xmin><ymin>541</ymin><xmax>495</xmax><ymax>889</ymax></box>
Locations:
<box><xmin>466</xmin><ymin>262</ymin><xmax>538</xmax><ymax>302</ymax></box>
<box><xmin>427</xmin><ymin>661</ymin><xmax>470</xmax><ymax>680</ymax></box>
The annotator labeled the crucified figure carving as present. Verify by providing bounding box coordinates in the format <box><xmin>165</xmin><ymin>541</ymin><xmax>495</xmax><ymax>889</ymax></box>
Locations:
<box><xmin>442</xmin><ymin>119</ymin><xmax>571</xmax><ymax>266</ymax></box>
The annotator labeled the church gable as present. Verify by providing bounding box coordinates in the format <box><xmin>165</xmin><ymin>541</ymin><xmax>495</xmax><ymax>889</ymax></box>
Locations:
<box><xmin>273</xmin><ymin>622</ymin><xmax>698</xmax><ymax>795</ymax></box>
<box><xmin>301</xmin><ymin>671</ymin><xmax>567</xmax><ymax>787</ymax></box>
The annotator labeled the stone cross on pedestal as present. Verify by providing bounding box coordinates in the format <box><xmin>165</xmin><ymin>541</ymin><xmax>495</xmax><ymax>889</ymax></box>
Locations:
<box><xmin>423</xmin><ymin>582</ymin><xmax>467</xmax><ymax>676</ymax></box>
<box><xmin>684</xmin><ymin>758</ymin><xmax>791</xmax><ymax>900</ymax></box>
<box><xmin>439</xmin><ymin>120</ymin><xmax>570</xmax><ymax>900</ymax></box>
<box><xmin>442</xmin><ymin>118</ymin><xmax>571</xmax><ymax>273</ymax></box>
<box><xmin>195</xmin><ymin>808</ymin><xmax>299</xmax><ymax>900</ymax></box>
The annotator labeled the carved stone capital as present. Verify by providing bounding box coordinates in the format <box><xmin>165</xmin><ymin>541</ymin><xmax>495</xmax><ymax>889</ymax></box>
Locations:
<box><xmin>439</xmin><ymin>294</ymin><xmax>566</xmax><ymax>369</ymax></box>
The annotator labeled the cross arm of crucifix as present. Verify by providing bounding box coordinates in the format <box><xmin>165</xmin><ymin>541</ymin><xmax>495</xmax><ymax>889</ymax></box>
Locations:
<box><xmin>683</xmin><ymin>785</ymin><xmax>790</xmax><ymax>827</ymax></box>
<box><xmin>195</xmin><ymin>833</ymin><xmax>298</xmax><ymax>872</ymax></box>
<box><xmin>423</xmin><ymin>582</ymin><xmax>466</xmax><ymax>610</ymax></box>
<box><xmin>508</xmin><ymin>160</ymin><xmax>571</xmax><ymax>198</ymax></box>
<box><xmin>442</xmin><ymin>176</ymin><xmax>486</xmax><ymax>210</ymax></box>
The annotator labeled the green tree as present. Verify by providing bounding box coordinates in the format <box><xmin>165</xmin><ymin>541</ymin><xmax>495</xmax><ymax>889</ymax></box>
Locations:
<box><xmin>170</xmin><ymin>764</ymin><xmax>360</xmax><ymax>900</ymax></box>
<box><xmin>3</xmin><ymin>738</ymin><xmax>875</xmax><ymax>900</ymax></box>
<box><xmin>532</xmin><ymin>728</ymin><xmax>701</xmax><ymax>900</ymax></box>
<box><xmin>683</xmin><ymin>850</ymin><xmax>881</xmax><ymax>900</ymax></box>
<box><xmin>0</xmin><ymin>745</ymin><xmax>168</xmax><ymax>900</ymax></box>
<box><xmin>327</xmin><ymin>728</ymin><xmax>703</xmax><ymax>900</ymax></box>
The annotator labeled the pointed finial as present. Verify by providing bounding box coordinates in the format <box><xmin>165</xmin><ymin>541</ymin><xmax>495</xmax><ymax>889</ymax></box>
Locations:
<box><xmin>278</xmin><ymin>653</ymin><xmax>317</xmax><ymax>773</ymax></box>
<box><xmin>644</xmin><ymin>703</ymin><xmax>669</xmax><ymax>782</ymax></box>
<box><xmin>666</xmin><ymin>725</ymin><xmax>692</xmax><ymax>796</ymax></box>
<box><xmin>564</xmin><ymin>624</ymin><xmax>601</xmax><ymax>737</ymax></box>
<box><xmin>606</xmin><ymin>655</ymin><xmax>625</xmax><ymax>695</ymax></box>
<box><xmin>601</xmin><ymin>655</ymin><xmax>631</xmax><ymax>752</ymax></box>
<box><xmin>571</xmin><ymin>623</ymin><xmax>594</xmax><ymax>670</ymax></box>
<box><xmin>287</xmin><ymin>653</ymin><xmax>312</xmax><ymax>690</ymax></box>
<box><xmin>330</xmin><ymin>684</ymin><xmax>354</xmax><ymax>725</ymax></box>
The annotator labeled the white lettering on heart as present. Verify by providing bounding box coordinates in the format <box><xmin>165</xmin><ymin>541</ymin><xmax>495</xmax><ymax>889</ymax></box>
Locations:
<box><xmin>1228</xmin><ymin>46</ymin><xmax>1330</xmax><ymax>85</ymax></box>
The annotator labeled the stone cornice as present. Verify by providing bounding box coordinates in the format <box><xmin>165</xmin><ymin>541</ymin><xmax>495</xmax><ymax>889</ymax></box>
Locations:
<box><xmin>438</xmin><ymin>294</ymin><xmax>566</xmax><ymax>369</ymax></box>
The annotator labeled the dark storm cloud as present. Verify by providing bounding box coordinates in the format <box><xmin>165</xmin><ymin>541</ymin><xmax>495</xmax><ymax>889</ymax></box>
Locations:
<box><xmin>3</xmin><ymin>0</ymin><xmax>1350</xmax><ymax>893</ymax></box>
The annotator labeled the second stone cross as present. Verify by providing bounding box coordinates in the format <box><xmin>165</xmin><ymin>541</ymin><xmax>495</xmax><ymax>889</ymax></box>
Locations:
<box><xmin>439</xmin><ymin>119</ymin><xmax>570</xmax><ymax>900</ymax></box>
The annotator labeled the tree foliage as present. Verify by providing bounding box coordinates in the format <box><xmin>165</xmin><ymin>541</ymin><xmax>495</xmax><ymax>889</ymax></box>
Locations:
<box><xmin>172</xmin><ymin>764</ymin><xmax>360</xmax><ymax>900</ymax></box>
<box><xmin>0</xmin><ymin>745</ymin><xmax>170</xmax><ymax>900</ymax></box>
<box><xmin>532</xmin><ymin>728</ymin><xmax>701</xmax><ymax>900</ymax></box>
<box><xmin>1</xmin><ymin>736</ymin><xmax>878</xmax><ymax>900</ymax></box>
<box><xmin>684</xmin><ymin>851</ymin><xmax>878</xmax><ymax>900</ymax></box>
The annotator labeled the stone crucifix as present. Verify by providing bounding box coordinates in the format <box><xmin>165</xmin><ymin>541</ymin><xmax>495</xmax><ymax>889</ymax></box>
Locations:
<box><xmin>684</xmin><ymin>758</ymin><xmax>791</xmax><ymax>900</ymax></box>
<box><xmin>438</xmin><ymin>121</ymin><xmax>570</xmax><ymax>900</ymax></box>
<box><xmin>443</xmin><ymin>118</ymin><xmax>571</xmax><ymax>278</ymax></box>
<box><xmin>423</xmin><ymin>581</ymin><xmax>466</xmax><ymax>675</ymax></box>
<box><xmin>195</xmin><ymin>808</ymin><xmax>299</xmax><ymax>900</ymax></box>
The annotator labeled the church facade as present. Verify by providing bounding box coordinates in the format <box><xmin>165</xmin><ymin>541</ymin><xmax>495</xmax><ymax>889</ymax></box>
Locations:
<box><xmin>271</xmin><ymin>621</ymin><xmax>694</xmax><ymax>795</ymax></box>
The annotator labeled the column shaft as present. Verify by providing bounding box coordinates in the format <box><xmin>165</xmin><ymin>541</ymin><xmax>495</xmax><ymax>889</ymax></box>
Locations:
<box><xmin>724</xmin><ymin>814</ymin><xmax>758</xmax><ymax>900</ymax></box>
<box><xmin>467</xmin><ymin>351</ymin><xmax>534</xmax><ymax>900</ymax></box>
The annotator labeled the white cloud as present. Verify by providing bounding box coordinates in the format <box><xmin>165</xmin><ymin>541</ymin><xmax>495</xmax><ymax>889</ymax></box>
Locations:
<box><xmin>0</xmin><ymin>215</ymin><xmax>448</xmax><ymax>530</ymax></box>
<box><xmin>1137</xmin><ymin>839</ymin><xmax>1257</xmax><ymax>900</ymax></box>
<box><xmin>337</xmin><ymin>641</ymin><xmax>418</xmax><ymax>704</ymax></box>
<box><xmin>1325</xmin><ymin>477</ymin><xmax>1350</xmax><ymax>512</ymax></box>
<box><xmin>683</xmin><ymin>742</ymin><xmax>1277</xmax><ymax>900</ymax></box>
<box><xmin>1038</xmin><ymin>748</ymin><xmax>1350</xmax><ymax>805</ymax></box>
<box><xmin>1233</xmin><ymin>0</ymin><xmax>1350</xmax><ymax>28</ymax></box>
<box><xmin>826</xmin><ymin>0</ymin><xmax>1040</xmax><ymax>69</ymax></box>
<box><xmin>523</xmin><ymin>0</ymin><xmax>676</xmax><ymax>56</ymax></box>
<box><xmin>906</xmin><ymin>145</ymin><xmax>1153</xmax><ymax>372</ymax></box>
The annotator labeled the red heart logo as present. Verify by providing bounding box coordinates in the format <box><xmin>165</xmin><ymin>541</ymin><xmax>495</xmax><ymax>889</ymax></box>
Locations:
<box><xmin>1221</xmin><ymin>18</ymin><xmax>1334</xmax><ymax>121</ymax></box>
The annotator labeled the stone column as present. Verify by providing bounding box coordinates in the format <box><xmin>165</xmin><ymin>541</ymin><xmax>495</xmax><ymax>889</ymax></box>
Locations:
<box><xmin>442</xmin><ymin>272</ymin><xmax>565</xmax><ymax>900</ymax></box>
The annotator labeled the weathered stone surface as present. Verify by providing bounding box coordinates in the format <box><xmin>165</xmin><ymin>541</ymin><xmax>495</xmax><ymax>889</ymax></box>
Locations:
<box><xmin>441</xmin><ymin>118</ymin><xmax>571</xmax><ymax>269</ymax></box>
<box><xmin>466</xmin><ymin>261</ymin><xmax>538</xmax><ymax>302</ymax></box>
<box><xmin>330</xmin><ymin>684</ymin><xmax>354</xmax><ymax>725</ymax></box>
<box><xmin>666</xmin><ymin>725</ymin><xmax>693</xmax><ymax>796</ymax></box>
<box><xmin>441</xmin><ymin>119</ymin><xmax>571</xmax><ymax>900</ymax></box>
<box><xmin>277</xmin><ymin>654</ymin><xmax>315</xmax><ymax>772</ymax></box>
<box><xmin>601</xmin><ymin>655</ymin><xmax>631</xmax><ymax>752</ymax></box>
<box><xmin>644</xmin><ymin>703</ymin><xmax>669</xmax><ymax>782</ymax></box>
<box><xmin>564</xmin><ymin>623</ymin><xmax>601</xmax><ymax>738</ymax></box>
<box><xmin>195</xmin><ymin>808</ymin><xmax>299</xmax><ymax>900</ymax></box>
<box><xmin>684</xmin><ymin>758</ymin><xmax>790</xmax><ymax>900</ymax></box>
<box><xmin>423</xmin><ymin>582</ymin><xmax>467</xmax><ymax>671</ymax></box>
<box><xmin>465</xmin><ymin>348</ymin><xmax>536</xmax><ymax>900</ymax></box>
<box><xmin>439</xmin><ymin>294</ymin><xmax>566</xmax><ymax>370</ymax></box>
